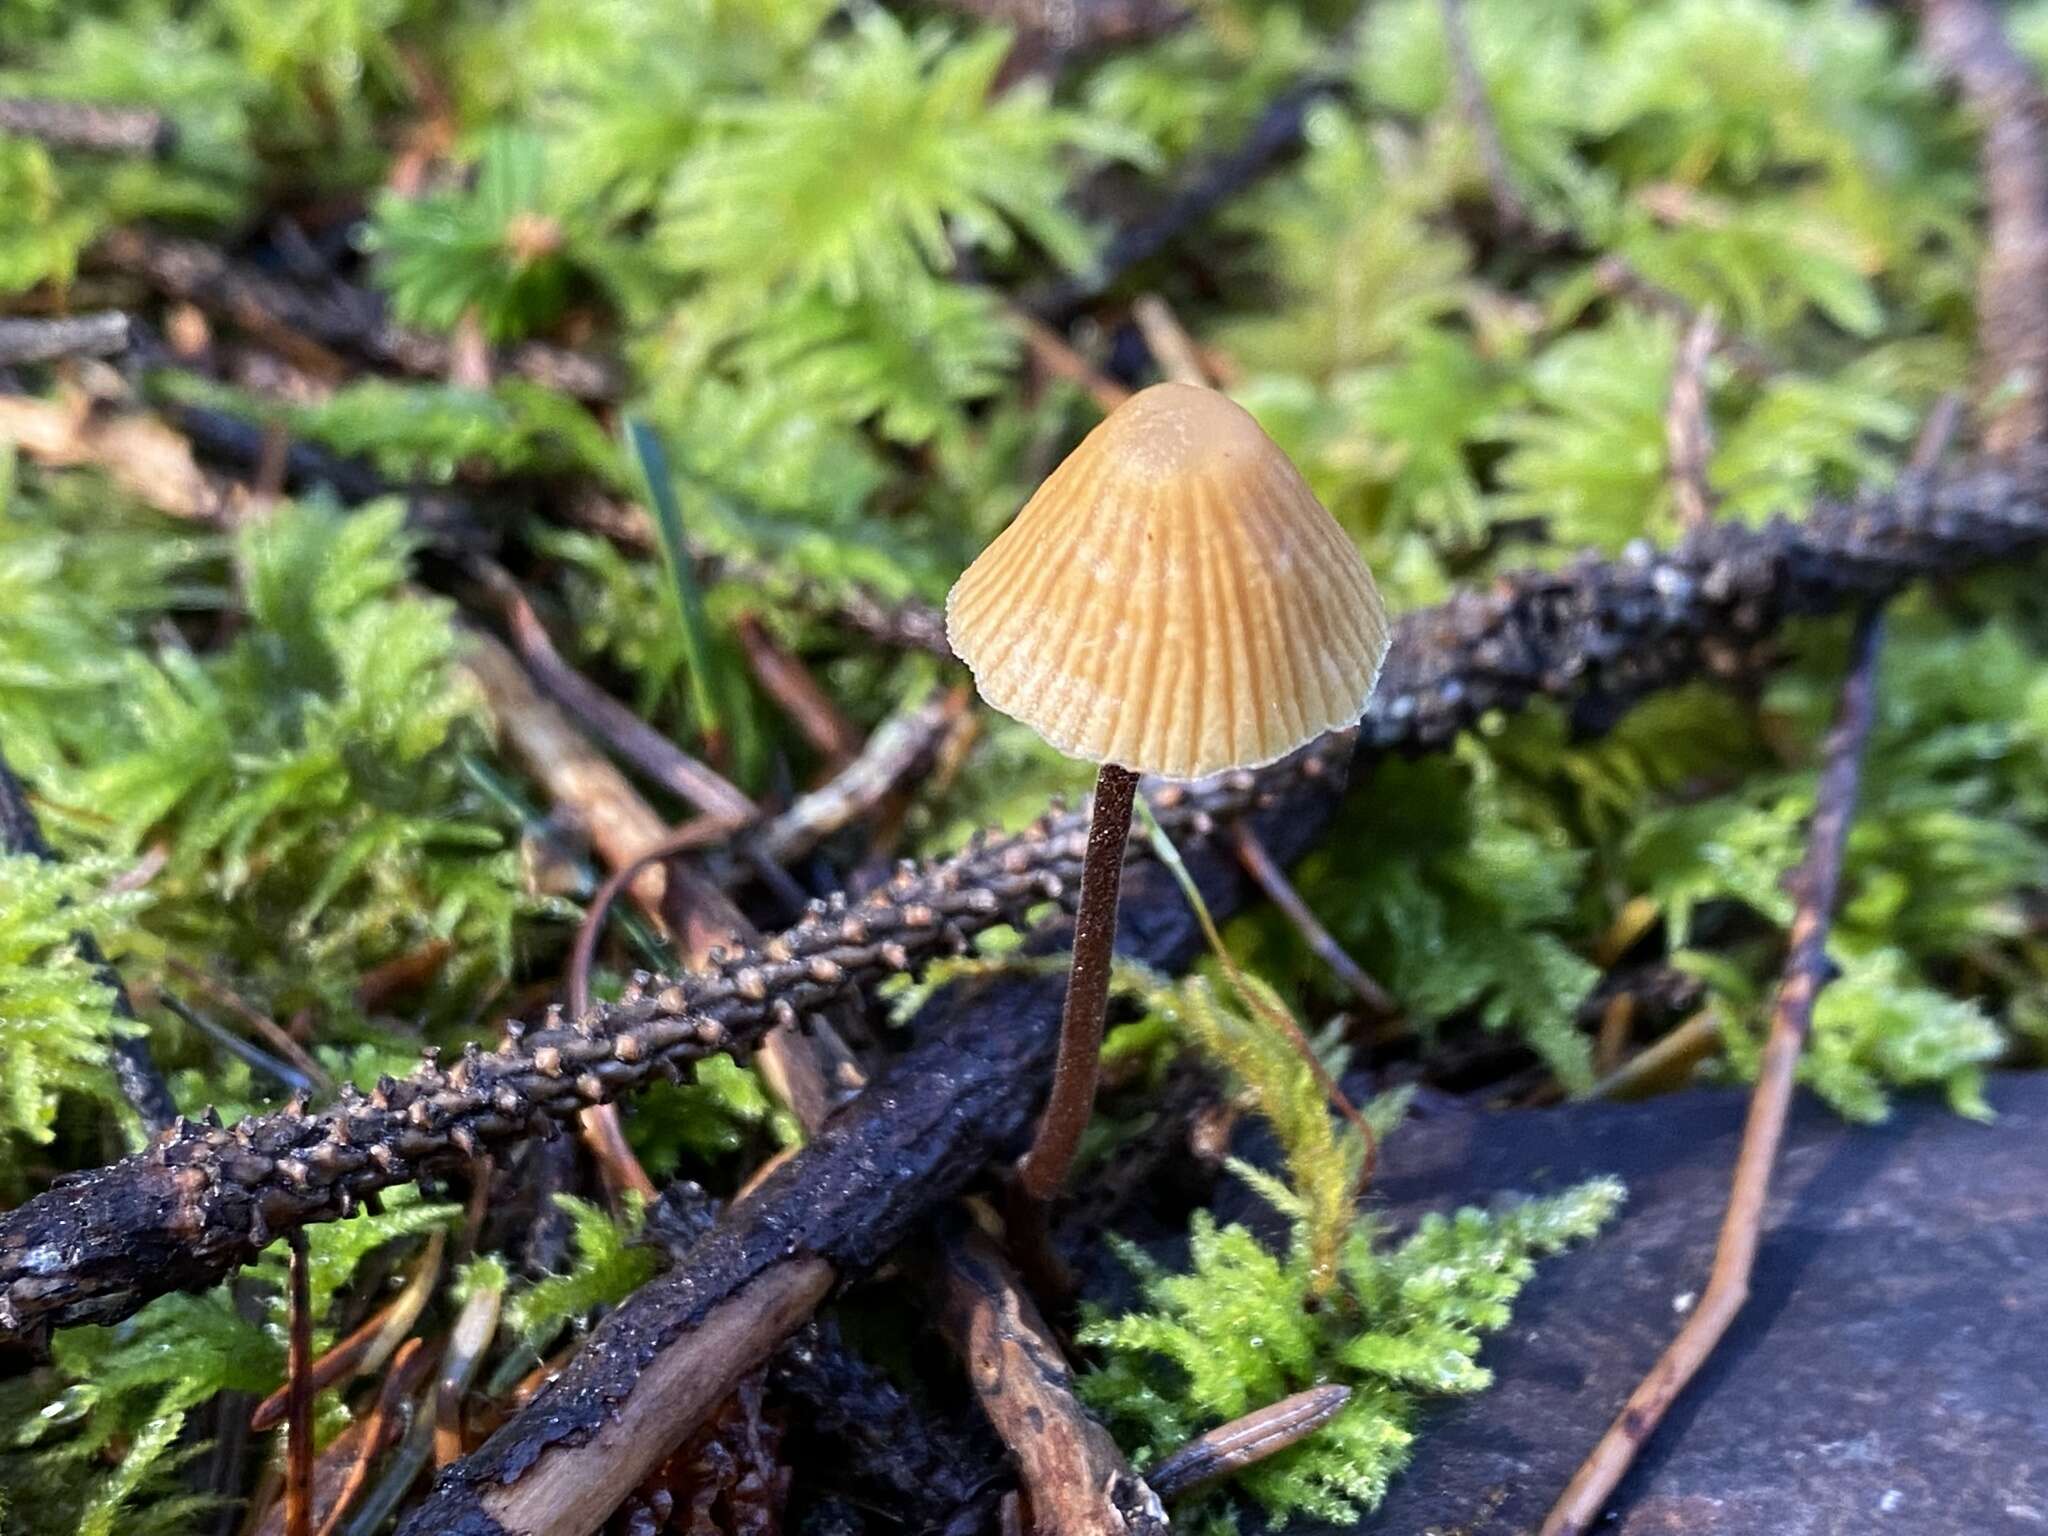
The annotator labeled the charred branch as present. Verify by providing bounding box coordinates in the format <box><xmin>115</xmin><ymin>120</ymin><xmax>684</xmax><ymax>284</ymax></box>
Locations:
<box><xmin>937</xmin><ymin>1226</ymin><xmax>1166</xmax><ymax>1536</ymax></box>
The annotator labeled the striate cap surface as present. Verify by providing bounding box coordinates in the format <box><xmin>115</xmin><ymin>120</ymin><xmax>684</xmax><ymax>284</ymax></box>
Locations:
<box><xmin>945</xmin><ymin>382</ymin><xmax>1389</xmax><ymax>780</ymax></box>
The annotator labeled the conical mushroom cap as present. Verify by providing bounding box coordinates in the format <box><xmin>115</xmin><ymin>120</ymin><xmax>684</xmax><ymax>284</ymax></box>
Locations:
<box><xmin>946</xmin><ymin>382</ymin><xmax>1389</xmax><ymax>780</ymax></box>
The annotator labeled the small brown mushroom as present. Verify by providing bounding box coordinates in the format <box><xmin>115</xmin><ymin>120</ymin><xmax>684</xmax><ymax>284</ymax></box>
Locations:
<box><xmin>946</xmin><ymin>382</ymin><xmax>1388</xmax><ymax>1201</ymax></box>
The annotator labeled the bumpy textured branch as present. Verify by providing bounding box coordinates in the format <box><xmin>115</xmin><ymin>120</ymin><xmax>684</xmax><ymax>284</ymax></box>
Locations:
<box><xmin>6</xmin><ymin>449</ymin><xmax>2048</xmax><ymax>1344</ymax></box>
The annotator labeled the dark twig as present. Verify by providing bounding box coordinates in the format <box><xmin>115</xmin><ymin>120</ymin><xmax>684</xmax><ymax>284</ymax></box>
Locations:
<box><xmin>0</xmin><ymin>742</ymin><xmax>175</xmax><ymax>1133</ymax></box>
<box><xmin>1540</xmin><ymin>603</ymin><xmax>1886</xmax><ymax>1535</ymax></box>
<box><xmin>1667</xmin><ymin>308</ymin><xmax>1721</xmax><ymax>532</ymax></box>
<box><xmin>10</xmin><ymin>454</ymin><xmax>2048</xmax><ymax>1342</ymax></box>
<box><xmin>0</xmin><ymin>312</ymin><xmax>131</xmax><ymax>365</ymax></box>
<box><xmin>1145</xmin><ymin>1384</ymin><xmax>1353</xmax><ymax>1500</ymax></box>
<box><xmin>168</xmin><ymin>957</ymin><xmax>330</xmax><ymax>1091</ymax></box>
<box><xmin>1440</xmin><ymin>0</ymin><xmax>1532</xmax><ymax>233</ymax></box>
<box><xmin>1916</xmin><ymin>0</ymin><xmax>2048</xmax><ymax>453</ymax></box>
<box><xmin>160</xmin><ymin>991</ymin><xmax>315</xmax><ymax>1096</ymax></box>
<box><xmin>0</xmin><ymin>97</ymin><xmax>172</xmax><ymax>156</ymax></box>
<box><xmin>1028</xmin><ymin>73</ymin><xmax>1344</xmax><ymax>320</ymax></box>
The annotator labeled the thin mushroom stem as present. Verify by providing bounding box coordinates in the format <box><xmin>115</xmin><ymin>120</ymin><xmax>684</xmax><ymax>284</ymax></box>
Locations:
<box><xmin>1016</xmin><ymin>762</ymin><xmax>1139</xmax><ymax>1202</ymax></box>
<box><xmin>285</xmin><ymin>1229</ymin><xmax>315</xmax><ymax>1536</ymax></box>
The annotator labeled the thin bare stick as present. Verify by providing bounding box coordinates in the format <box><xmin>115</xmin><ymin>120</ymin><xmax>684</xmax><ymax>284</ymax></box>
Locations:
<box><xmin>1014</xmin><ymin>309</ymin><xmax>1132</xmax><ymax>411</ymax></box>
<box><xmin>432</xmin><ymin>1268</ymin><xmax>502</xmax><ymax>1466</ymax></box>
<box><xmin>1232</xmin><ymin>823</ymin><xmax>1397</xmax><ymax>1018</ymax></box>
<box><xmin>1441</xmin><ymin>0</ymin><xmax>1532</xmax><ymax>233</ymax></box>
<box><xmin>0</xmin><ymin>742</ymin><xmax>176</xmax><ymax>1133</ymax></box>
<box><xmin>736</xmin><ymin>615</ymin><xmax>864</xmax><ymax>770</ymax></box>
<box><xmin>937</xmin><ymin>1226</ymin><xmax>1167</xmax><ymax>1536</ymax></box>
<box><xmin>1916</xmin><ymin>0</ymin><xmax>2048</xmax><ymax>453</ymax></box>
<box><xmin>309</xmin><ymin>1337</ymin><xmax>433</xmax><ymax>1536</ymax></box>
<box><xmin>461</xmin><ymin>1258</ymin><xmax>834</xmax><ymax>1536</ymax></box>
<box><xmin>746</xmin><ymin>685</ymin><xmax>968</xmax><ymax>870</ymax></box>
<box><xmin>1146</xmin><ymin>1384</ymin><xmax>1352</xmax><ymax>1500</ymax></box>
<box><xmin>0</xmin><ymin>312</ymin><xmax>131</xmax><ymax>365</ymax></box>
<box><xmin>472</xmin><ymin>561</ymin><xmax>756</xmax><ymax>825</ymax></box>
<box><xmin>1667</xmin><ymin>308</ymin><xmax>1721</xmax><ymax>532</ymax></box>
<box><xmin>1593</xmin><ymin>991</ymin><xmax>1636</xmax><ymax>1076</ymax></box>
<box><xmin>1132</xmin><ymin>293</ymin><xmax>1211</xmax><ymax>387</ymax></box>
<box><xmin>285</xmin><ymin>1230</ymin><xmax>315</xmax><ymax>1536</ymax></box>
<box><xmin>1587</xmin><ymin>1009</ymin><xmax>1720</xmax><ymax>1101</ymax></box>
<box><xmin>0</xmin><ymin>97</ymin><xmax>171</xmax><ymax>155</ymax></box>
<box><xmin>1151</xmin><ymin>804</ymin><xmax>1378</xmax><ymax>1193</ymax></box>
<box><xmin>1540</xmin><ymin>604</ymin><xmax>1887</xmax><ymax>1535</ymax></box>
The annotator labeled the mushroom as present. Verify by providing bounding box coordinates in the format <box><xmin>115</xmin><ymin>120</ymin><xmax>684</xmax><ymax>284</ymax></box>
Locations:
<box><xmin>946</xmin><ymin>381</ymin><xmax>1390</xmax><ymax>1201</ymax></box>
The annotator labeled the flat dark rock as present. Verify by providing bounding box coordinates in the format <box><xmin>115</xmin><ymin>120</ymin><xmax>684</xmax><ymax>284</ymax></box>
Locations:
<box><xmin>1340</xmin><ymin>1077</ymin><xmax>2048</xmax><ymax>1536</ymax></box>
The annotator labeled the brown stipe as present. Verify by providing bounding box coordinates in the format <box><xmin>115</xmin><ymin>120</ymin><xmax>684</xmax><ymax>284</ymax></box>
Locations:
<box><xmin>1017</xmin><ymin>762</ymin><xmax>1138</xmax><ymax>1201</ymax></box>
<box><xmin>284</xmin><ymin>1230</ymin><xmax>314</xmax><ymax>1536</ymax></box>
